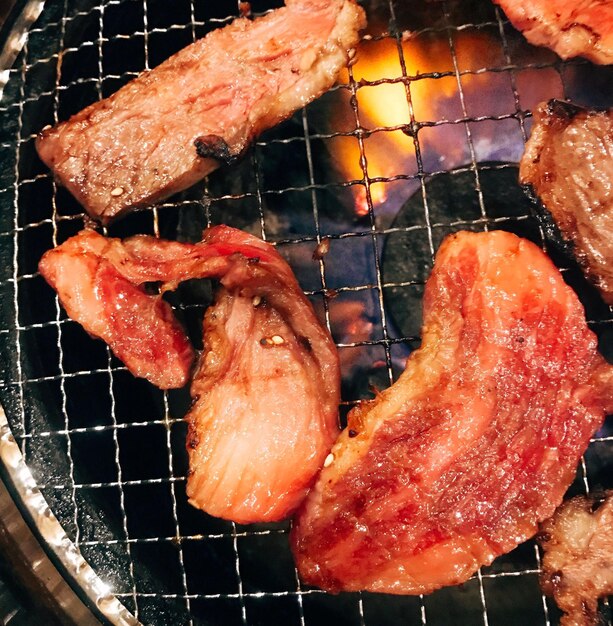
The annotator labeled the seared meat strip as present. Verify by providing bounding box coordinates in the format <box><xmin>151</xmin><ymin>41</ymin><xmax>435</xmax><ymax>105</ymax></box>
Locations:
<box><xmin>291</xmin><ymin>230</ymin><xmax>613</xmax><ymax>594</ymax></box>
<box><xmin>520</xmin><ymin>100</ymin><xmax>613</xmax><ymax>305</ymax></box>
<box><xmin>493</xmin><ymin>0</ymin><xmax>613</xmax><ymax>64</ymax></box>
<box><xmin>40</xmin><ymin>226</ymin><xmax>340</xmax><ymax>522</ymax></box>
<box><xmin>36</xmin><ymin>0</ymin><xmax>365</xmax><ymax>223</ymax></box>
<box><xmin>539</xmin><ymin>493</ymin><xmax>613</xmax><ymax>626</ymax></box>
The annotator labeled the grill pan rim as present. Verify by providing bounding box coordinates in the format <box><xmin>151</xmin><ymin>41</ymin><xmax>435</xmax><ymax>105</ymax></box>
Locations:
<box><xmin>0</xmin><ymin>404</ymin><xmax>139</xmax><ymax>625</ymax></box>
<box><xmin>0</xmin><ymin>0</ymin><xmax>45</xmax><ymax>98</ymax></box>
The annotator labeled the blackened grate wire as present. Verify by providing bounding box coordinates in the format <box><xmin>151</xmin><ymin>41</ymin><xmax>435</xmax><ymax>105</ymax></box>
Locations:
<box><xmin>0</xmin><ymin>0</ymin><xmax>612</xmax><ymax>624</ymax></box>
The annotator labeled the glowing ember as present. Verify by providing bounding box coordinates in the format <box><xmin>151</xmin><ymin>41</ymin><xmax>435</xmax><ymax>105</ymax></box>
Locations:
<box><xmin>353</xmin><ymin>185</ymin><xmax>387</xmax><ymax>216</ymax></box>
<box><xmin>355</xmin><ymin>187</ymin><xmax>369</xmax><ymax>217</ymax></box>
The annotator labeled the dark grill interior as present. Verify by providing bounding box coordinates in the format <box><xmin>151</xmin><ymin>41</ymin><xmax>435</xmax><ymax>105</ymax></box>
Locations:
<box><xmin>0</xmin><ymin>0</ymin><xmax>612</xmax><ymax>624</ymax></box>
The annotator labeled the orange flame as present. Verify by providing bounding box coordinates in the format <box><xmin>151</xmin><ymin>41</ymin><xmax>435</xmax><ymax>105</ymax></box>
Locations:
<box><xmin>330</xmin><ymin>31</ymin><xmax>503</xmax><ymax>214</ymax></box>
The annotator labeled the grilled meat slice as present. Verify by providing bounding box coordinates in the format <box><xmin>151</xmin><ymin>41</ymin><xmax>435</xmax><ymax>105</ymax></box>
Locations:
<box><xmin>538</xmin><ymin>493</ymin><xmax>613</xmax><ymax>626</ymax></box>
<box><xmin>40</xmin><ymin>226</ymin><xmax>340</xmax><ymax>522</ymax></box>
<box><xmin>38</xmin><ymin>230</ymin><xmax>196</xmax><ymax>389</ymax></box>
<box><xmin>520</xmin><ymin>100</ymin><xmax>613</xmax><ymax>305</ymax></box>
<box><xmin>36</xmin><ymin>0</ymin><xmax>365</xmax><ymax>224</ymax></box>
<box><xmin>493</xmin><ymin>0</ymin><xmax>613</xmax><ymax>64</ymax></box>
<box><xmin>185</xmin><ymin>227</ymin><xmax>340</xmax><ymax>523</ymax></box>
<box><xmin>291</xmin><ymin>230</ymin><xmax>613</xmax><ymax>594</ymax></box>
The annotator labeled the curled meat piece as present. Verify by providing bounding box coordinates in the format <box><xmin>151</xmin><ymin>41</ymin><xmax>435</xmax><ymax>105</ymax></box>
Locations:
<box><xmin>520</xmin><ymin>99</ymin><xmax>613</xmax><ymax>305</ymax></box>
<box><xmin>539</xmin><ymin>492</ymin><xmax>613</xmax><ymax>626</ymax></box>
<box><xmin>38</xmin><ymin>230</ymin><xmax>196</xmax><ymax>389</ymax></box>
<box><xmin>40</xmin><ymin>226</ymin><xmax>340</xmax><ymax>523</ymax></box>
<box><xmin>291</xmin><ymin>230</ymin><xmax>613</xmax><ymax>594</ymax></box>
<box><xmin>36</xmin><ymin>0</ymin><xmax>365</xmax><ymax>223</ymax></box>
<box><xmin>494</xmin><ymin>0</ymin><xmax>613</xmax><ymax>64</ymax></box>
<box><xmin>184</xmin><ymin>227</ymin><xmax>341</xmax><ymax>523</ymax></box>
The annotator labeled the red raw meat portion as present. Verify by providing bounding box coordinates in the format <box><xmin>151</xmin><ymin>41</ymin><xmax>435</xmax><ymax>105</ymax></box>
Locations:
<box><xmin>493</xmin><ymin>0</ymin><xmax>613</xmax><ymax>64</ymax></box>
<box><xmin>38</xmin><ymin>230</ymin><xmax>195</xmax><ymax>389</ymax></box>
<box><xmin>36</xmin><ymin>0</ymin><xmax>365</xmax><ymax>223</ymax></box>
<box><xmin>291</xmin><ymin>230</ymin><xmax>613</xmax><ymax>594</ymax></box>
<box><xmin>39</xmin><ymin>226</ymin><xmax>340</xmax><ymax>522</ymax></box>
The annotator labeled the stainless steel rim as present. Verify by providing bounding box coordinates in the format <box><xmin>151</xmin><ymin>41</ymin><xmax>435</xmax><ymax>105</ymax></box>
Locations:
<box><xmin>0</xmin><ymin>0</ymin><xmax>46</xmax><ymax>98</ymax></box>
<box><xmin>0</xmin><ymin>404</ymin><xmax>139</xmax><ymax>625</ymax></box>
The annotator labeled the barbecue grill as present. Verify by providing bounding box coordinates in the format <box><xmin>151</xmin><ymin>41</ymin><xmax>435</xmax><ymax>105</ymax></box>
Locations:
<box><xmin>0</xmin><ymin>0</ymin><xmax>612</xmax><ymax>624</ymax></box>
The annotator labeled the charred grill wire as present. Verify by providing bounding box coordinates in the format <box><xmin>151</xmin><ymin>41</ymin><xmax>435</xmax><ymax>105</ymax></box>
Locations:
<box><xmin>0</xmin><ymin>1</ymin><xmax>612</xmax><ymax>625</ymax></box>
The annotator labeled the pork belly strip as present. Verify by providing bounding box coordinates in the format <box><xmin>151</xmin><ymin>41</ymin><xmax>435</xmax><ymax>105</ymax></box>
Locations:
<box><xmin>493</xmin><ymin>0</ymin><xmax>613</xmax><ymax>64</ymax></box>
<box><xmin>291</xmin><ymin>230</ymin><xmax>613</xmax><ymax>594</ymax></box>
<box><xmin>538</xmin><ymin>493</ymin><xmax>613</xmax><ymax>626</ymax></box>
<box><xmin>39</xmin><ymin>226</ymin><xmax>340</xmax><ymax>522</ymax></box>
<box><xmin>35</xmin><ymin>0</ymin><xmax>365</xmax><ymax>224</ymax></box>
<box><xmin>520</xmin><ymin>100</ymin><xmax>613</xmax><ymax>306</ymax></box>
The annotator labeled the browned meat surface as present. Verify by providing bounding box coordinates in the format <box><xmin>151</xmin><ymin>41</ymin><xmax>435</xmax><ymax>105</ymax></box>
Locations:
<box><xmin>539</xmin><ymin>492</ymin><xmax>613</xmax><ymax>626</ymax></box>
<box><xmin>494</xmin><ymin>0</ymin><xmax>613</xmax><ymax>64</ymax></box>
<box><xmin>520</xmin><ymin>100</ymin><xmax>613</xmax><ymax>305</ymax></box>
<box><xmin>291</xmin><ymin>230</ymin><xmax>613</xmax><ymax>594</ymax></box>
<box><xmin>40</xmin><ymin>226</ymin><xmax>340</xmax><ymax>522</ymax></box>
<box><xmin>36</xmin><ymin>0</ymin><xmax>365</xmax><ymax>223</ymax></box>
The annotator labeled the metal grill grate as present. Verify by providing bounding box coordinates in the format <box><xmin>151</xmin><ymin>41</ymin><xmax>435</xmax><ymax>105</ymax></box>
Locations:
<box><xmin>0</xmin><ymin>0</ymin><xmax>612</xmax><ymax>624</ymax></box>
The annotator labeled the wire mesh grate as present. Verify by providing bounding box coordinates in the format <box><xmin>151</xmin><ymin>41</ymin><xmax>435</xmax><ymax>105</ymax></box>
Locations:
<box><xmin>0</xmin><ymin>0</ymin><xmax>612</xmax><ymax>624</ymax></box>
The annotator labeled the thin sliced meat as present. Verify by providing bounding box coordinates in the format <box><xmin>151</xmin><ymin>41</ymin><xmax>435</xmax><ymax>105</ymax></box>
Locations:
<box><xmin>520</xmin><ymin>99</ymin><xmax>613</xmax><ymax>305</ymax></box>
<box><xmin>36</xmin><ymin>0</ymin><xmax>365</xmax><ymax>223</ymax></box>
<box><xmin>38</xmin><ymin>230</ymin><xmax>195</xmax><ymax>389</ymax></box>
<box><xmin>184</xmin><ymin>227</ymin><xmax>340</xmax><ymax>523</ymax></box>
<box><xmin>493</xmin><ymin>0</ymin><xmax>613</xmax><ymax>64</ymax></box>
<box><xmin>538</xmin><ymin>492</ymin><xmax>613</xmax><ymax>626</ymax></box>
<box><xmin>291</xmin><ymin>230</ymin><xmax>613</xmax><ymax>594</ymax></box>
<box><xmin>39</xmin><ymin>225</ymin><xmax>340</xmax><ymax>522</ymax></box>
